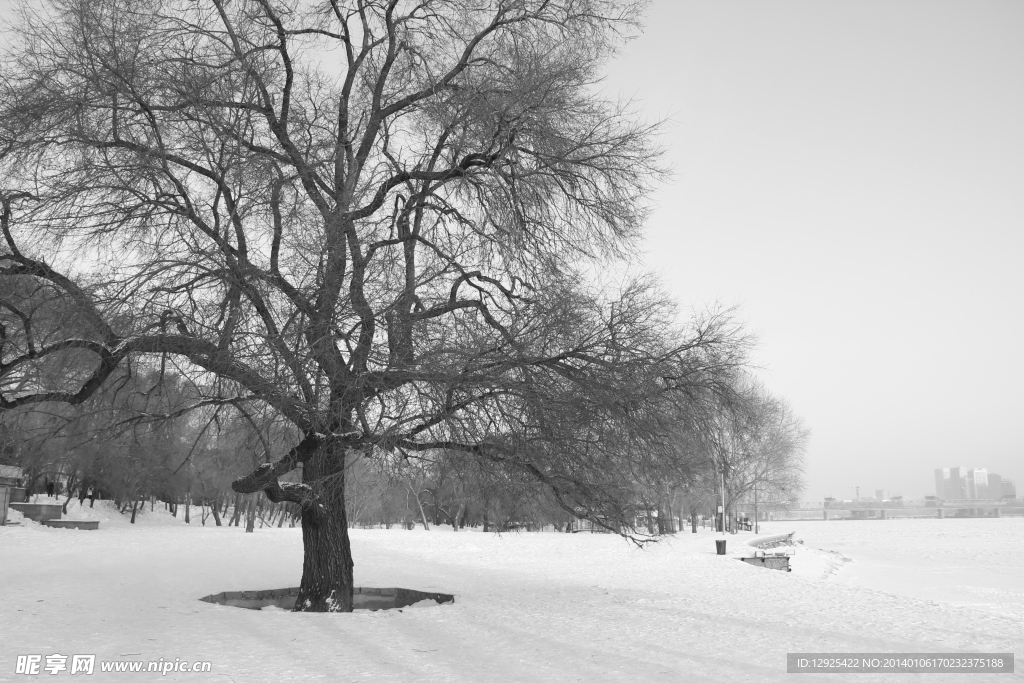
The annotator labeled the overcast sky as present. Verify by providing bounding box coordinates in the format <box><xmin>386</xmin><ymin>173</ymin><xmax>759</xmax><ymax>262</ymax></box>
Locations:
<box><xmin>0</xmin><ymin>0</ymin><xmax>1020</xmax><ymax>501</ymax></box>
<box><xmin>602</xmin><ymin>0</ymin><xmax>1024</xmax><ymax>500</ymax></box>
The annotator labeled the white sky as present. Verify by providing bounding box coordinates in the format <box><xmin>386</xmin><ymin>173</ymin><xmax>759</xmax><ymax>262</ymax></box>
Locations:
<box><xmin>1</xmin><ymin>0</ymin><xmax>1020</xmax><ymax>501</ymax></box>
<box><xmin>602</xmin><ymin>0</ymin><xmax>1024</xmax><ymax>500</ymax></box>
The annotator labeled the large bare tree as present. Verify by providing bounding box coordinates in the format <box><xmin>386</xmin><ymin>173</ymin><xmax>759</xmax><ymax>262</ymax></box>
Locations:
<box><xmin>0</xmin><ymin>0</ymin><xmax>745</xmax><ymax>611</ymax></box>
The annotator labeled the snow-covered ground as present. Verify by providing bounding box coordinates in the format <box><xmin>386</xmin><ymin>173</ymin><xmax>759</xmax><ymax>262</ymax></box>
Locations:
<box><xmin>1</xmin><ymin>507</ymin><xmax>1020</xmax><ymax>682</ymax></box>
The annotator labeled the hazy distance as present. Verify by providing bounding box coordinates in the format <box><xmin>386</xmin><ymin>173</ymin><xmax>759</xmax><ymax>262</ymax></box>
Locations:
<box><xmin>601</xmin><ymin>0</ymin><xmax>1024</xmax><ymax>500</ymax></box>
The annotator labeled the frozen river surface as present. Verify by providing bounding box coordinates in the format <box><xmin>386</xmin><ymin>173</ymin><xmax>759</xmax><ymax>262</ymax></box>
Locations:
<box><xmin>763</xmin><ymin>517</ymin><xmax>1024</xmax><ymax>622</ymax></box>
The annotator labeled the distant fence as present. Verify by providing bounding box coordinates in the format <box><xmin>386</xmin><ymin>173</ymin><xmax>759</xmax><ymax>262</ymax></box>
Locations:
<box><xmin>726</xmin><ymin>496</ymin><xmax>1024</xmax><ymax>524</ymax></box>
<box><xmin>734</xmin><ymin>499</ymin><xmax>1020</xmax><ymax>512</ymax></box>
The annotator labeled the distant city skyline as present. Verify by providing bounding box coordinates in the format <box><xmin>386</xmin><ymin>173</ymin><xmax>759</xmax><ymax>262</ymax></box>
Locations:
<box><xmin>821</xmin><ymin>466</ymin><xmax>1018</xmax><ymax>502</ymax></box>
<box><xmin>934</xmin><ymin>467</ymin><xmax>1016</xmax><ymax>501</ymax></box>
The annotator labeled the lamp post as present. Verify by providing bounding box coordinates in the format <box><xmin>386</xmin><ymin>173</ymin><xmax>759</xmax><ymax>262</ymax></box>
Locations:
<box><xmin>754</xmin><ymin>480</ymin><xmax>759</xmax><ymax>534</ymax></box>
<box><xmin>720</xmin><ymin>469</ymin><xmax>726</xmax><ymax>535</ymax></box>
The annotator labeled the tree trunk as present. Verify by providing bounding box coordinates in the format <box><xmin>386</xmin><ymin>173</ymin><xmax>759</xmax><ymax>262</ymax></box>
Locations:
<box><xmin>294</xmin><ymin>443</ymin><xmax>354</xmax><ymax>612</ymax></box>
<box><xmin>446</xmin><ymin>503</ymin><xmax>463</xmax><ymax>532</ymax></box>
<box><xmin>245</xmin><ymin>494</ymin><xmax>257</xmax><ymax>533</ymax></box>
<box><xmin>211</xmin><ymin>499</ymin><xmax>222</xmax><ymax>526</ymax></box>
<box><xmin>406</xmin><ymin>481</ymin><xmax>430</xmax><ymax>530</ymax></box>
<box><xmin>229</xmin><ymin>493</ymin><xmax>243</xmax><ymax>526</ymax></box>
<box><xmin>184</xmin><ymin>493</ymin><xmax>191</xmax><ymax>524</ymax></box>
<box><xmin>61</xmin><ymin>474</ymin><xmax>77</xmax><ymax>515</ymax></box>
<box><xmin>416</xmin><ymin>494</ymin><xmax>431</xmax><ymax>531</ymax></box>
<box><xmin>130</xmin><ymin>499</ymin><xmax>139</xmax><ymax>524</ymax></box>
<box><xmin>656</xmin><ymin>500</ymin><xmax>669</xmax><ymax>535</ymax></box>
<box><xmin>253</xmin><ymin>497</ymin><xmax>265</xmax><ymax>529</ymax></box>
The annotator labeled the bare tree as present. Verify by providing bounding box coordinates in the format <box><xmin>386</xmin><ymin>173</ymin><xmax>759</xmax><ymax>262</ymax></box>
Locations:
<box><xmin>0</xmin><ymin>0</ymin><xmax>745</xmax><ymax>611</ymax></box>
<box><xmin>696</xmin><ymin>379</ymin><xmax>807</xmax><ymax>530</ymax></box>
<box><xmin>727</xmin><ymin>385</ymin><xmax>808</xmax><ymax>527</ymax></box>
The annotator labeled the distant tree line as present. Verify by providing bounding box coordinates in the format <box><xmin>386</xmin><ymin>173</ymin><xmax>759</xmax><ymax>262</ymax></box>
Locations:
<box><xmin>340</xmin><ymin>374</ymin><xmax>807</xmax><ymax>534</ymax></box>
<box><xmin>0</xmin><ymin>366</ymin><xmax>303</xmax><ymax>528</ymax></box>
<box><xmin>3</xmin><ymin>362</ymin><xmax>805</xmax><ymax>534</ymax></box>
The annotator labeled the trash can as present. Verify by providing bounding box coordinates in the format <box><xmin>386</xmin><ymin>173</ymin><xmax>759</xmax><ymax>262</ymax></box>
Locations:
<box><xmin>715</xmin><ymin>539</ymin><xmax>727</xmax><ymax>555</ymax></box>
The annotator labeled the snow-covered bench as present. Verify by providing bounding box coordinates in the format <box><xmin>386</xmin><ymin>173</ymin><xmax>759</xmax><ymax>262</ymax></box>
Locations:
<box><xmin>742</xmin><ymin>532</ymin><xmax>796</xmax><ymax>572</ymax></box>
<box><xmin>748</xmin><ymin>532</ymin><xmax>795</xmax><ymax>550</ymax></box>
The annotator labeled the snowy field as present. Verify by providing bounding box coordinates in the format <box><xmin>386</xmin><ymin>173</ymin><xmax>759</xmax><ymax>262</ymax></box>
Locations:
<box><xmin>1</xmin><ymin>505</ymin><xmax>1021</xmax><ymax>682</ymax></box>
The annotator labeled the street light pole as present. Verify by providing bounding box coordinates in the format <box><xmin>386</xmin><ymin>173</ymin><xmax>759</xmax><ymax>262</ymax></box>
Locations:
<box><xmin>720</xmin><ymin>468</ymin><xmax>726</xmax><ymax>535</ymax></box>
<box><xmin>754</xmin><ymin>481</ymin><xmax>759</xmax><ymax>534</ymax></box>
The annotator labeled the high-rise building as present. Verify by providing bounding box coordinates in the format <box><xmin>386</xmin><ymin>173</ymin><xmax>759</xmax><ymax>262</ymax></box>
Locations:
<box><xmin>875</xmin><ymin>489</ymin><xmax>890</xmax><ymax>501</ymax></box>
<box><xmin>934</xmin><ymin>466</ymin><xmax>1016</xmax><ymax>499</ymax></box>
<box><xmin>948</xmin><ymin>466</ymin><xmax>969</xmax><ymax>499</ymax></box>
<box><xmin>968</xmin><ymin>468</ymin><xmax>988</xmax><ymax>500</ymax></box>
<box><xmin>987</xmin><ymin>473</ymin><xmax>1003</xmax><ymax>500</ymax></box>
